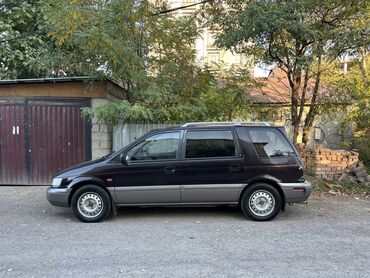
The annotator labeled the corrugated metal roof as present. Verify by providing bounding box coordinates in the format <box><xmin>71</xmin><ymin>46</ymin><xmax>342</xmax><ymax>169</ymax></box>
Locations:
<box><xmin>0</xmin><ymin>76</ymin><xmax>125</xmax><ymax>91</ymax></box>
<box><xmin>0</xmin><ymin>76</ymin><xmax>91</xmax><ymax>85</ymax></box>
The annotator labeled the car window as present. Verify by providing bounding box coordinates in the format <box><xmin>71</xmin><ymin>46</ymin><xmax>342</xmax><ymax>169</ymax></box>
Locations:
<box><xmin>127</xmin><ymin>132</ymin><xmax>181</xmax><ymax>161</ymax></box>
<box><xmin>185</xmin><ymin>130</ymin><xmax>237</xmax><ymax>158</ymax></box>
<box><xmin>248</xmin><ymin>129</ymin><xmax>295</xmax><ymax>158</ymax></box>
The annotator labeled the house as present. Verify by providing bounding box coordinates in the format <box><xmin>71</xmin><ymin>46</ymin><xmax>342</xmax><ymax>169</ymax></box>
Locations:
<box><xmin>246</xmin><ymin>68</ymin><xmax>353</xmax><ymax>146</ymax></box>
<box><xmin>163</xmin><ymin>0</ymin><xmax>250</xmax><ymax>69</ymax></box>
<box><xmin>0</xmin><ymin>77</ymin><xmax>125</xmax><ymax>185</ymax></box>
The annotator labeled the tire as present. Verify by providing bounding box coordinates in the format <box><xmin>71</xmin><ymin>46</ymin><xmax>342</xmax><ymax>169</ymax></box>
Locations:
<box><xmin>240</xmin><ymin>183</ymin><xmax>282</xmax><ymax>221</ymax></box>
<box><xmin>71</xmin><ymin>185</ymin><xmax>111</xmax><ymax>223</ymax></box>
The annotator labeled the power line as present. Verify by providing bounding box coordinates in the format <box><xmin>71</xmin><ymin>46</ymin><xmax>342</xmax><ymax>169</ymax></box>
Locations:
<box><xmin>0</xmin><ymin>0</ymin><xmax>214</xmax><ymax>44</ymax></box>
<box><xmin>152</xmin><ymin>0</ymin><xmax>213</xmax><ymax>16</ymax></box>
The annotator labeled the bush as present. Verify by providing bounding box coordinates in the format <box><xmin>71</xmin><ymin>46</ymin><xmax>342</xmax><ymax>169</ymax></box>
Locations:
<box><xmin>352</xmin><ymin>137</ymin><xmax>370</xmax><ymax>167</ymax></box>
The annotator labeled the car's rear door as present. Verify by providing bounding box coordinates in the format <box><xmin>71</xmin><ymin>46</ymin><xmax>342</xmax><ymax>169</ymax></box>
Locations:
<box><xmin>180</xmin><ymin>128</ymin><xmax>245</xmax><ymax>203</ymax></box>
<box><xmin>236</xmin><ymin>126</ymin><xmax>303</xmax><ymax>182</ymax></box>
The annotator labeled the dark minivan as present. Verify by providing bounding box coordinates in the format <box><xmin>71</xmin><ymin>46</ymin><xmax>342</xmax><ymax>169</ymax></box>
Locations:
<box><xmin>47</xmin><ymin>122</ymin><xmax>311</xmax><ymax>222</ymax></box>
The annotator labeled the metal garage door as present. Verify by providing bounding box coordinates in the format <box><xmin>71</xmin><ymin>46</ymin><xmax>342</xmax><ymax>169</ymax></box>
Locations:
<box><xmin>0</xmin><ymin>102</ymin><xmax>27</xmax><ymax>184</ymax></box>
<box><xmin>0</xmin><ymin>98</ymin><xmax>91</xmax><ymax>185</ymax></box>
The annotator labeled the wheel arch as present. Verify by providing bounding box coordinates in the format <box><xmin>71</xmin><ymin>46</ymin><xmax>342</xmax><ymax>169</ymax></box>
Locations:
<box><xmin>67</xmin><ymin>178</ymin><xmax>113</xmax><ymax>207</ymax></box>
<box><xmin>239</xmin><ymin>179</ymin><xmax>285</xmax><ymax>210</ymax></box>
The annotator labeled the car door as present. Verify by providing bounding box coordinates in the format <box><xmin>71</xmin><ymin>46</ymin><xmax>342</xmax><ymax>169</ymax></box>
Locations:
<box><xmin>238</xmin><ymin>127</ymin><xmax>303</xmax><ymax>182</ymax></box>
<box><xmin>113</xmin><ymin>131</ymin><xmax>183</xmax><ymax>204</ymax></box>
<box><xmin>180</xmin><ymin>128</ymin><xmax>245</xmax><ymax>203</ymax></box>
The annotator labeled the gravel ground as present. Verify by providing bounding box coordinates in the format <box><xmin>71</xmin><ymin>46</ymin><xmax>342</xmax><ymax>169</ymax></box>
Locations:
<box><xmin>0</xmin><ymin>186</ymin><xmax>370</xmax><ymax>278</ymax></box>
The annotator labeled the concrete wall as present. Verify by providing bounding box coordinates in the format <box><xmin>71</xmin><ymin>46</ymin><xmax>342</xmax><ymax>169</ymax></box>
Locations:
<box><xmin>91</xmin><ymin>98</ymin><xmax>113</xmax><ymax>159</ymax></box>
<box><xmin>250</xmin><ymin>105</ymin><xmax>352</xmax><ymax>149</ymax></box>
<box><xmin>113</xmin><ymin>123</ymin><xmax>178</xmax><ymax>151</ymax></box>
<box><xmin>112</xmin><ymin>116</ymin><xmax>350</xmax><ymax>153</ymax></box>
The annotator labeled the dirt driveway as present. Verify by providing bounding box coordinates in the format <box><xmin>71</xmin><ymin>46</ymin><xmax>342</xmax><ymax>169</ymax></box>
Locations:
<box><xmin>0</xmin><ymin>186</ymin><xmax>369</xmax><ymax>277</ymax></box>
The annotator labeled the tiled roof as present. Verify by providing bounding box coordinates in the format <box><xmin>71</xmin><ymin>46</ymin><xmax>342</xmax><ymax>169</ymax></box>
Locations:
<box><xmin>247</xmin><ymin>68</ymin><xmax>352</xmax><ymax>105</ymax></box>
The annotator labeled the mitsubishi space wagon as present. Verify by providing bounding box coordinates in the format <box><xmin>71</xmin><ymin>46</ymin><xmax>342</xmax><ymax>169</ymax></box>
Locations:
<box><xmin>47</xmin><ymin>122</ymin><xmax>311</xmax><ymax>222</ymax></box>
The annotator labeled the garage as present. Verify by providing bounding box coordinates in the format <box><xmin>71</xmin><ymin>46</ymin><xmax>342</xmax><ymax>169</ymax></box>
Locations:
<box><xmin>0</xmin><ymin>77</ymin><xmax>125</xmax><ymax>185</ymax></box>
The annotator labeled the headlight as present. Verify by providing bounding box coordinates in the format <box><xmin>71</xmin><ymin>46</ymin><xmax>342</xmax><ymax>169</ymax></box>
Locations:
<box><xmin>52</xmin><ymin>178</ymin><xmax>63</xmax><ymax>187</ymax></box>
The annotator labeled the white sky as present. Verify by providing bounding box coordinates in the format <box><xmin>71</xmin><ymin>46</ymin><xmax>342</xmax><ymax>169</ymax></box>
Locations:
<box><xmin>253</xmin><ymin>64</ymin><xmax>274</xmax><ymax>77</ymax></box>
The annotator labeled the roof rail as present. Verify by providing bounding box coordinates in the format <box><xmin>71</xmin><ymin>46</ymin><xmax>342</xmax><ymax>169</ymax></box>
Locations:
<box><xmin>181</xmin><ymin>121</ymin><xmax>271</xmax><ymax>127</ymax></box>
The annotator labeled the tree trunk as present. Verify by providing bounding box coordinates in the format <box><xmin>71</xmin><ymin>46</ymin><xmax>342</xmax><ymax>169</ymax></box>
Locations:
<box><xmin>358</xmin><ymin>48</ymin><xmax>369</xmax><ymax>91</ymax></box>
<box><xmin>287</xmin><ymin>70</ymin><xmax>302</xmax><ymax>145</ymax></box>
<box><xmin>302</xmin><ymin>55</ymin><xmax>322</xmax><ymax>144</ymax></box>
<box><xmin>302</xmin><ymin>124</ymin><xmax>313</xmax><ymax>144</ymax></box>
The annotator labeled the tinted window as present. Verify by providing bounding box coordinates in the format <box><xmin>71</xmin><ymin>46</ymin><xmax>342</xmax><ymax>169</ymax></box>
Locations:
<box><xmin>185</xmin><ymin>130</ymin><xmax>236</xmax><ymax>158</ymax></box>
<box><xmin>127</xmin><ymin>132</ymin><xmax>181</xmax><ymax>161</ymax></box>
<box><xmin>248</xmin><ymin>129</ymin><xmax>295</xmax><ymax>158</ymax></box>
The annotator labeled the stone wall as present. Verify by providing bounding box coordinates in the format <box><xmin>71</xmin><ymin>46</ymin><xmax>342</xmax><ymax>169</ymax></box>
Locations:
<box><xmin>297</xmin><ymin>144</ymin><xmax>359</xmax><ymax>180</ymax></box>
<box><xmin>91</xmin><ymin>98</ymin><xmax>112</xmax><ymax>160</ymax></box>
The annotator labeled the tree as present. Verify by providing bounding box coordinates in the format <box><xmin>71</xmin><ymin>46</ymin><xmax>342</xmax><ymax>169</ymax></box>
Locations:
<box><xmin>324</xmin><ymin>54</ymin><xmax>370</xmax><ymax>164</ymax></box>
<box><xmin>204</xmin><ymin>0</ymin><xmax>369</xmax><ymax>144</ymax></box>
<box><xmin>0</xmin><ymin>0</ymin><xmax>87</xmax><ymax>78</ymax></box>
<box><xmin>45</xmin><ymin>0</ymin><xmax>255</xmax><ymax>123</ymax></box>
<box><xmin>0</xmin><ymin>0</ymin><xmax>45</xmax><ymax>78</ymax></box>
<box><xmin>200</xmin><ymin>64</ymin><xmax>254</xmax><ymax>121</ymax></box>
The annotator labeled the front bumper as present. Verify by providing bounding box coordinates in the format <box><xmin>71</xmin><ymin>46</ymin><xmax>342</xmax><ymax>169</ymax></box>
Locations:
<box><xmin>278</xmin><ymin>181</ymin><xmax>312</xmax><ymax>203</ymax></box>
<box><xmin>46</xmin><ymin>187</ymin><xmax>71</xmax><ymax>207</ymax></box>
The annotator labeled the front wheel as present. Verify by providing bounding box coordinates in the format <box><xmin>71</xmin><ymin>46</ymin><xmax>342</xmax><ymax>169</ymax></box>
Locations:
<box><xmin>240</xmin><ymin>183</ymin><xmax>282</xmax><ymax>221</ymax></box>
<box><xmin>71</xmin><ymin>185</ymin><xmax>111</xmax><ymax>223</ymax></box>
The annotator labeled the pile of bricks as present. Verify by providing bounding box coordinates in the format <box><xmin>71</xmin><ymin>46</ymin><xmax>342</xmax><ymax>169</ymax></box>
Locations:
<box><xmin>296</xmin><ymin>144</ymin><xmax>361</xmax><ymax>181</ymax></box>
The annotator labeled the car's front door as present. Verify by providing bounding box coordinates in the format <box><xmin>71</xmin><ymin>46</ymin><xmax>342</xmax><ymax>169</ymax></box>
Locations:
<box><xmin>113</xmin><ymin>131</ymin><xmax>183</xmax><ymax>204</ymax></box>
<box><xmin>180</xmin><ymin>129</ymin><xmax>245</xmax><ymax>203</ymax></box>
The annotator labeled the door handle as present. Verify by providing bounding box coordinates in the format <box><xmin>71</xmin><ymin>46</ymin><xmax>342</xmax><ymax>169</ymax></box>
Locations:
<box><xmin>229</xmin><ymin>164</ymin><xmax>241</xmax><ymax>172</ymax></box>
<box><xmin>165</xmin><ymin>166</ymin><xmax>176</xmax><ymax>174</ymax></box>
<box><xmin>12</xmin><ymin>126</ymin><xmax>20</xmax><ymax>135</ymax></box>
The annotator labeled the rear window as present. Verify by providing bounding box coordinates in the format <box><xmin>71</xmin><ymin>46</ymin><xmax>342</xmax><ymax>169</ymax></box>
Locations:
<box><xmin>248</xmin><ymin>128</ymin><xmax>295</xmax><ymax>158</ymax></box>
<box><xmin>185</xmin><ymin>130</ymin><xmax>236</xmax><ymax>158</ymax></box>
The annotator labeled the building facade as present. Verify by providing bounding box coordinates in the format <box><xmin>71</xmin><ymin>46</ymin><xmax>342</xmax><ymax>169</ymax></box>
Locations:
<box><xmin>165</xmin><ymin>0</ymin><xmax>250</xmax><ymax>69</ymax></box>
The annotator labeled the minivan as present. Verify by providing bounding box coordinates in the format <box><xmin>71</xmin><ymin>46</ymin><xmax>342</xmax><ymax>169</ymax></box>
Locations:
<box><xmin>47</xmin><ymin>122</ymin><xmax>311</xmax><ymax>222</ymax></box>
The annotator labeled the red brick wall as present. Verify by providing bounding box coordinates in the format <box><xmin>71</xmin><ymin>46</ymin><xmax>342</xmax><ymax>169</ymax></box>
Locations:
<box><xmin>296</xmin><ymin>144</ymin><xmax>359</xmax><ymax>180</ymax></box>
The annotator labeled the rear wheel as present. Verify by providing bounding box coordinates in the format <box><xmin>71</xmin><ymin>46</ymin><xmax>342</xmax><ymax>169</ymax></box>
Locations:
<box><xmin>240</xmin><ymin>183</ymin><xmax>282</xmax><ymax>221</ymax></box>
<box><xmin>71</xmin><ymin>185</ymin><xmax>111</xmax><ymax>223</ymax></box>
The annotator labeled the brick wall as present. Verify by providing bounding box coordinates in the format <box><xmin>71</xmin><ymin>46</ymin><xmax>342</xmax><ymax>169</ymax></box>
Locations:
<box><xmin>296</xmin><ymin>144</ymin><xmax>359</xmax><ymax>180</ymax></box>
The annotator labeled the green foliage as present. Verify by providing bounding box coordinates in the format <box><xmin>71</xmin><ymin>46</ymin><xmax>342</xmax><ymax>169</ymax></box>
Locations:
<box><xmin>0</xmin><ymin>0</ymin><xmax>88</xmax><ymax>78</ymax></box>
<box><xmin>0</xmin><ymin>0</ymin><xmax>45</xmax><ymax>78</ymax></box>
<box><xmin>200</xmin><ymin>64</ymin><xmax>254</xmax><ymax>121</ymax></box>
<box><xmin>206</xmin><ymin>0</ymin><xmax>369</xmax><ymax>66</ymax></box>
<box><xmin>1</xmin><ymin>0</ymin><xmax>256</xmax><ymax>123</ymax></box>
<box><xmin>45</xmin><ymin>0</ymin><xmax>255</xmax><ymax>123</ymax></box>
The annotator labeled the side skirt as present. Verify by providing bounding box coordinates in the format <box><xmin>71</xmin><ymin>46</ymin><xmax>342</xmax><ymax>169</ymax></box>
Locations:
<box><xmin>116</xmin><ymin>202</ymin><xmax>239</xmax><ymax>207</ymax></box>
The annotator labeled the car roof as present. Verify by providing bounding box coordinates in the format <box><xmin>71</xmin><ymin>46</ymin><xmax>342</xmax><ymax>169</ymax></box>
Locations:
<box><xmin>148</xmin><ymin>122</ymin><xmax>283</xmax><ymax>133</ymax></box>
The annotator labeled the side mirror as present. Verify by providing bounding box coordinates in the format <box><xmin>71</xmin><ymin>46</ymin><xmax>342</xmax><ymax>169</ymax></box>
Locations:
<box><xmin>120</xmin><ymin>154</ymin><xmax>131</xmax><ymax>165</ymax></box>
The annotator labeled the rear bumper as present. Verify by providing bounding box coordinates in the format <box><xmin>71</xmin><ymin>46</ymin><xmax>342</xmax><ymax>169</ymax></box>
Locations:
<box><xmin>46</xmin><ymin>187</ymin><xmax>71</xmax><ymax>207</ymax></box>
<box><xmin>278</xmin><ymin>181</ymin><xmax>312</xmax><ymax>203</ymax></box>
